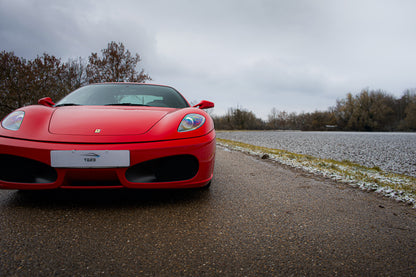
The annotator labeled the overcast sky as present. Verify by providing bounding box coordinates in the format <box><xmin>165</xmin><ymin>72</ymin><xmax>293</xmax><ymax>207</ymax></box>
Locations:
<box><xmin>1</xmin><ymin>0</ymin><xmax>415</xmax><ymax>119</ymax></box>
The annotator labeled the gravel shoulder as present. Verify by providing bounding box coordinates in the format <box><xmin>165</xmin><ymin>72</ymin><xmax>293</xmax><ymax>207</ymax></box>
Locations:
<box><xmin>1</xmin><ymin>147</ymin><xmax>416</xmax><ymax>276</ymax></box>
<box><xmin>217</xmin><ymin>131</ymin><xmax>416</xmax><ymax>177</ymax></box>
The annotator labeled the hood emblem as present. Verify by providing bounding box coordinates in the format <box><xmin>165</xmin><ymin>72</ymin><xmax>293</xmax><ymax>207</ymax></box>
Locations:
<box><xmin>94</xmin><ymin>129</ymin><xmax>101</xmax><ymax>133</ymax></box>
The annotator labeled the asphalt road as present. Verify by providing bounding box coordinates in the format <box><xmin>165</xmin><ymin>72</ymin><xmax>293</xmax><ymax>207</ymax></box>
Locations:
<box><xmin>1</xmin><ymin>147</ymin><xmax>416</xmax><ymax>276</ymax></box>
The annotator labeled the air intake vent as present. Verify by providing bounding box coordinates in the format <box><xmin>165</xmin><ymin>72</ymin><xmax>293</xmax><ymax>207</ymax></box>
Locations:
<box><xmin>125</xmin><ymin>155</ymin><xmax>199</xmax><ymax>183</ymax></box>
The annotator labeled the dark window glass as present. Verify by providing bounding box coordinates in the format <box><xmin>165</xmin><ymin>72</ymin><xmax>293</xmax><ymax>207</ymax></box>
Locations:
<box><xmin>55</xmin><ymin>84</ymin><xmax>189</xmax><ymax>108</ymax></box>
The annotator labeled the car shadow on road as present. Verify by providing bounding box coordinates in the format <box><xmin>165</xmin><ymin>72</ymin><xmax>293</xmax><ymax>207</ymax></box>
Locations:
<box><xmin>5</xmin><ymin>187</ymin><xmax>212</xmax><ymax>210</ymax></box>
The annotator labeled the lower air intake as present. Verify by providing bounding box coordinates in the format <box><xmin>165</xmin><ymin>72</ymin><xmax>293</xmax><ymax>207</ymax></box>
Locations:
<box><xmin>125</xmin><ymin>155</ymin><xmax>199</xmax><ymax>183</ymax></box>
<box><xmin>0</xmin><ymin>154</ymin><xmax>57</xmax><ymax>183</ymax></box>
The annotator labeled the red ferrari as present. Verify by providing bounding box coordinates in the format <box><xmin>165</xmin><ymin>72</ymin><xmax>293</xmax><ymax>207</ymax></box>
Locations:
<box><xmin>0</xmin><ymin>83</ymin><xmax>215</xmax><ymax>189</ymax></box>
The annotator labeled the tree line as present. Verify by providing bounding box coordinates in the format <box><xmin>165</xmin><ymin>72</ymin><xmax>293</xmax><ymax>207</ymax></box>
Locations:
<box><xmin>1</xmin><ymin>43</ymin><xmax>415</xmax><ymax>131</ymax></box>
<box><xmin>213</xmin><ymin>89</ymin><xmax>416</xmax><ymax>131</ymax></box>
<box><xmin>0</xmin><ymin>41</ymin><xmax>150</xmax><ymax>118</ymax></box>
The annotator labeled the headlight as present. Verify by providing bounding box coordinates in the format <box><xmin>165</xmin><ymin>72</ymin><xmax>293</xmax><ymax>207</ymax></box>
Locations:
<box><xmin>178</xmin><ymin>114</ymin><xmax>206</xmax><ymax>132</ymax></box>
<box><xmin>1</xmin><ymin>111</ymin><xmax>25</xmax><ymax>131</ymax></box>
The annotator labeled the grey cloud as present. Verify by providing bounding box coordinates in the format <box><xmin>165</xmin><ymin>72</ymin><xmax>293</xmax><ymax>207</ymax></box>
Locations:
<box><xmin>1</xmin><ymin>0</ymin><xmax>415</xmax><ymax>118</ymax></box>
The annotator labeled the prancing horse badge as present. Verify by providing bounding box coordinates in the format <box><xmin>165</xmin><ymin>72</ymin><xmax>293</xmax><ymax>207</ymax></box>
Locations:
<box><xmin>94</xmin><ymin>129</ymin><xmax>101</xmax><ymax>133</ymax></box>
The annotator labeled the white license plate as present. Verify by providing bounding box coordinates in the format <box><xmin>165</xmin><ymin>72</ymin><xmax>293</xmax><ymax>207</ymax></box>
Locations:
<box><xmin>51</xmin><ymin>150</ymin><xmax>130</xmax><ymax>168</ymax></box>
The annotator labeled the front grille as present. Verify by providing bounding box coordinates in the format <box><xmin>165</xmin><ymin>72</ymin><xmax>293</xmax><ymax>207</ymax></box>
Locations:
<box><xmin>0</xmin><ymin>154</ymin><xmax>57</xmax><ymax>183</ymax></box>
<box><xmin>125</xmin><ymin>155</ymin><xmax>199</xmax><ymax>183</ymax></box>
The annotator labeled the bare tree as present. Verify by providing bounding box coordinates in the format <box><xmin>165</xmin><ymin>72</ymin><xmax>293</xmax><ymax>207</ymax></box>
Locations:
<box><xmin>0</xmin><ymin>51</ymin><xmax>32</xmax><ymax>115</ymax></box>
<box><xmin>1</xmin><ymin>43</ymin><xmax>153</xmax><ymax>118</ymax></box>
<box><xmin>86</xmin><ymin>41</ymin><xmax>151</xmax><ymax>83</ymax></box>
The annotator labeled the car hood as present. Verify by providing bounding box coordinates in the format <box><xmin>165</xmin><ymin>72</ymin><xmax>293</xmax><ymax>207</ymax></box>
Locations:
<box><xmin>49</xmin><ymin>106</ymin><xmax>170</xmax><ymax>136</ymax></box>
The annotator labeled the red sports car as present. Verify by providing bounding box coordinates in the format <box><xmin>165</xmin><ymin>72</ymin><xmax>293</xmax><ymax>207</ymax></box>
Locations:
<box><xmin>0</xmin><ymin>83</ymin><xmax>215</xmax><ymax>189</ymax></box>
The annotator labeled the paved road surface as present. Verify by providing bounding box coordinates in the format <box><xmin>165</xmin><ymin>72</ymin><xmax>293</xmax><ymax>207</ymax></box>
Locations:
<box><xmin>1</xmin><ymin>147</ymin><xmax>416</xmax><ymax>276</ymax></box>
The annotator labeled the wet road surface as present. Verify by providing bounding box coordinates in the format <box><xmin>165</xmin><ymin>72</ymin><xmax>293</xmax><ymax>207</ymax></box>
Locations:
<box><xmin>1</xmin><ymin>147</ymin><xmax>416</xmax><ymax>276</ymax></box>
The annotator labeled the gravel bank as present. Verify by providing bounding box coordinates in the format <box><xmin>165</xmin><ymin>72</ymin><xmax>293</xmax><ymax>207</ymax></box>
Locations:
<box><xmin>217</xmin><ymin>131</ymin><xmax>416</xmax><ymax>177</ymax></box>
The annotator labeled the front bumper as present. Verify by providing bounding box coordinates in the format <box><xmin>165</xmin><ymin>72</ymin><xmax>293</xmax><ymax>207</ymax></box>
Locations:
<box><xmin>0</xmin><ymin>130</ymin><xmax>215</xmax><ymax>189</ymax></box>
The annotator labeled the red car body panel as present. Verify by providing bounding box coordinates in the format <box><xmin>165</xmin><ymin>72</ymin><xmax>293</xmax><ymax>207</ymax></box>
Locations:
<box><xmin>1</xmin><ymin>106</ymin><xmax>214</xmax><ymax>144</ymax></box>
<box><xmin>0</xmin><ymin>83</ymin><xmax>215</xmax><ymax>189</ymax></box>
<box><xmin>49</xmin><ymin>107</ymin><xmax>169</xmax><ymax>136</ymax></box>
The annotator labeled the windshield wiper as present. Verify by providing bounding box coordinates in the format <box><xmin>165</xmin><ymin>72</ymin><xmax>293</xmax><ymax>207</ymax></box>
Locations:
<box><xmin>54</xmin><ymin>103</ymin><xmax>81</xmax><ymax>107</ymax></box>
<box><xmin>105</xmin><ymin>103</ymin><xmax>149</xmax><ymax>106</ymax></box>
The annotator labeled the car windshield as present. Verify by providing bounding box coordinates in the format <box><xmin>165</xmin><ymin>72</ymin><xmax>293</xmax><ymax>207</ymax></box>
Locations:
<box><xmin>55</xmin><ymin>84</ymin><xmax>190</xmax><ymax>109</ymax></box>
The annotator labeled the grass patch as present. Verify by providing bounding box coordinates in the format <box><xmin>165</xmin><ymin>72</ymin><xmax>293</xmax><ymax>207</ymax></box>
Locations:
<box><xmin>217</xmin><ymin>138</ymin><xmax>416</xmax><ymax>206</ymax></box>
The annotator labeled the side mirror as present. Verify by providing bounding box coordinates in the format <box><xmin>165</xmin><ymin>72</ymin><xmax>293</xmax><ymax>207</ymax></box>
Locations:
<box><xmin>38</xmin><ymin>97</ymin><xmax>55</xmax><ymax>107</ymax></box>
<box><xmin>193</xmin><ymin>100</ymin><xmax>214</xmax><ymax>110</ymax></box>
